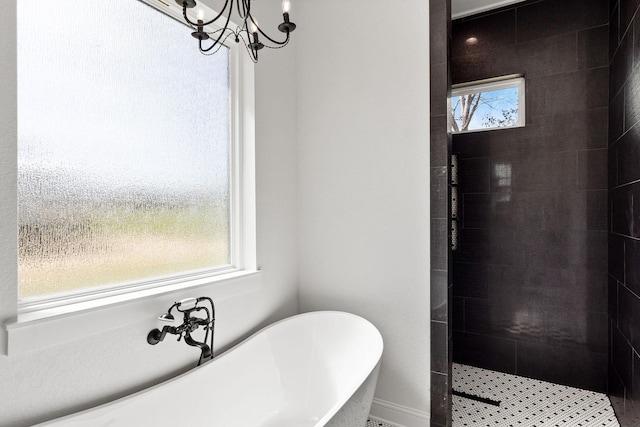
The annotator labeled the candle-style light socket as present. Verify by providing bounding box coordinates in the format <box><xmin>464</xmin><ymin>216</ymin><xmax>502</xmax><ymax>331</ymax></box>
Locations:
<box><xmin>176</xmin><ymin>0</ymin><xmax>197</xmax><ymax>8</ymax></box>
<box><xmin>191</xmin><ymin>19</ymin><xmax>210</xmax><ymax>40</ymax></box>
<box><xmin>250</xmin><ymin>33</ymin><xmax>265</xmax><ymax>50</ymax></box>
<box><xmin>278</xmin><ymin>12</ymin><xmax>297</xmax><ymax>33</ymax></box>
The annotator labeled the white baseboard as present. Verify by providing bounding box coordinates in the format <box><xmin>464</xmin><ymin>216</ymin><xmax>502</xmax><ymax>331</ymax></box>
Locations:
<box><xmin>369</xmin><ymin>398</ymin><xmax>430</xmax><ymax>427</ymax></box>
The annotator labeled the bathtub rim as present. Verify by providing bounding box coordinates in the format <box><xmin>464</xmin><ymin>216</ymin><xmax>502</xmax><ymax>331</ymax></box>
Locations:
<box><xmin>35</xmin><ymin>310</ymin><xmax>384</xmax><ymax>427</ymax></box>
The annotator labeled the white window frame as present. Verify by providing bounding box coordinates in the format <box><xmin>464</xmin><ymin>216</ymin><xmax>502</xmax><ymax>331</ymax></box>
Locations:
<box><xmin>3</xmin><ymin>0</ymin><xmax>259</xmax><ymax>356</ymax></box>
<box><xmin>450</xmin><ymin>75</ymin><xmax>525</xmax><ymax>134</ymax></box>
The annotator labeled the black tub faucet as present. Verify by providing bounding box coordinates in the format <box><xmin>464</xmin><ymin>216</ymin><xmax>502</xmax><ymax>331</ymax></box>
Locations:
<box><xmin>147</xmin><ymin>296</ymin><xmax>215</xmax><ymax>366</ymax></box>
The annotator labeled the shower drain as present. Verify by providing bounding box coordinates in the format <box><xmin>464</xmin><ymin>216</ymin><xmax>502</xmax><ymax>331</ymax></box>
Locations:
<box><xmin>453</xmin><ymin>389</ymin><xmax>501</xmax><ymax>406</ymax></box>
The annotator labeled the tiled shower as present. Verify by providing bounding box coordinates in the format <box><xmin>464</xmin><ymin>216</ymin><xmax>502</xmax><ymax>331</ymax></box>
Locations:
<box><xmin>451</xmin><ymin>0</ymin><xmax>609</xmax><ymax>392</ymax></box>
<box><xmin>430</xmin><ymin>0</ymin><xmax>640</xmax><ymax>425</ymax></box>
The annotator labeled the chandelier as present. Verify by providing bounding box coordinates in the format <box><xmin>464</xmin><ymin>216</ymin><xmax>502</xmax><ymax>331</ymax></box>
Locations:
<box><xmin>176</xmin><ymin>0</ymin><xmax>296</xmax><ymax>62</ymax></box>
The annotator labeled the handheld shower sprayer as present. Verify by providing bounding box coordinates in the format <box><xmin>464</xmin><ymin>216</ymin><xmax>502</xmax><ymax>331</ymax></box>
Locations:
<box><xmin>147</xmin><ymin>296</ymin><xmax>216</xmax><ymax>366</ymax></box>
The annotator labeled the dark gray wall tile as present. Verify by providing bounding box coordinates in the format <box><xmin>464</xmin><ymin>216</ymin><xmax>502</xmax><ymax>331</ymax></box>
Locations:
<box><xmin>453</xmin><ymin>297</ymin><xmax>464</xmax><ymax>331</ymax></box>
<box><xmin>516</xmin><ymin>341</ymin><xmax>607</xmax><ymax>391</ymax></box>
<box><xmin>452</xmin><ymin>9</ymin><xmax>516</xmax><ymax>58</ymax></box>
<box><xmin>452</xmin><ymin>0</ymin><xmax>609</xmax><ymax>393</ymax></box>
<box><xmin>632</xmin><ymin>351</ymin><xmax>640</xmax><ymax>404</ymax></box>
<box><xmin>620</xmin><ymin>0</ymin><xmax>640</xmax><ymax>35</ymax></box>
<box><xmin>612</xmin><ymin>324</ymin><xmax>634</xmax><ymax>392</ymax></box>
<box><xmin>624</xmin><ymin>67</ymin><xmax>640</xmax><ymax>131</ymax></box>
<box><xmin>625</xmin><ymin>239</ymin><xmax>640</xmax><ymax>296</ymax></box>
<box><xmin>430</xmin><ymin>371</ymin><xmax>450</xmax><ymax>427</ymax></box>
<box><xmin>458</xmin><ymin>158</ymin><xmax>491</xmax><ymax>193</ymax></box>
<box><xmin>431</xmin><ymin>64</ymin><xmax>448</xmax><ymax>117</ymax></box>
<box><xmin>452</xmin><ymin>133</ymin><xmax>490</xmax><ymax>159</ymax></box>
<box><xmin>618</xmin><ymin>284</ymin><xmax>640</xmax><ymax>352</ymax></box>
<box><xmin>512</xmin><ymin>151</ymin><xmax>576</xmax><ymax>192</ymax></box>
<box><xmin>527</xmin><ymin>68</ymin><xmax>609</xmax><ymax>117</ymax></box>
<box><xmin>611</xmin><ymin>186</ymin><xmax>635</xmax><ymax>237</ymax></box>
<box><xmin>431</xmin><ymin>321</ymin><xmax>449</xmax><ymax>373</ymax></box>
<box><xmin>432</xmin><ymin>269</ymin><xmax>449</xmax><ymax>322</ymax></box>
<box><xmin>609</xmin><ymin>89</ymin><xmax>624</xmax><ymax>143</ymax></box>
<box><xmin>610</xmin><ymin>234</ymin><xmax>625</xmax><ymax>283</ymax></box>
<box><xmin>634</xmin><ymin>13</ymin><xmax>640</xmax><ymax>69</ymax></box>
<box><xmin>610</xmin><ymin>277</ymin><xmax>619</xmax><ymax>324</ymax></box>
<box><xmin>575</xmin><ymin>268</ymin><xmax>609</xmax><ymax>312</ymax></box>
<box><xmin>617</xmin><ymin>126</ymin><xmax>640</xmax><ymax>183</ymax></box>
<box><xmin>452</xmin><ymin>262</ymin><xmax>490</xmax><ymax>298</ymax></box>
<box><xmin>431</xmin><ymin>116</ymin><xmax>449</xmax><ymax>167</ymax></box>
<box><xmin>542</xmin><ymin>191</ymin><xmax>605</xmax><ymax>231</ymax></box>
<box><xmin>610</xmin><ymin>27</ymin><xmax>633</xmax><ymax>97</ymax></box>
<box><xmin>577</xmin><ymin>149</ymin><xmax>608</xmax><ymax>190</ymax></box>
<box><xmin>611</xmin><ymin>2</ymin><xmax>621</xmax><ymax>61</ymax></box>
<box><xmin>578</xmin><ymin>25</ymin><xmax>610</xmax><ymax>70</ymax></box>
<box><xmin>587</xmin><ymin>190</ymin><xmax>608</xmax><ymax>230</ymax></box>
<box><xmin>431</xmin><ymin>218</ymin><xmax>449</xmax><ymax>271</ymax></box>
<box><xmin>453</xmin><ymin>331</ymin><xmax>516</xmax><ymax>373</ymax></box>
<box><xmin>516</xmin><ymin>0</ymin><xmax>608</xmax><ymax>43</ymax></box>
<box><xmin>429</xmin><ymin>0</ymin><xmax>448</xmax><ymax>66</ymax></box>
<box><xmin>431</xmin><ymin>166</ymin><xmax>448</xmax><ymax>220</ymax></box>
<box><xmin>517</xmin><ymin>32</ymin><xmax>578</xmax><ymax>78</ymax></box>
<box><xmin>451</xmin><ymin>45</ymin><xmax>521</xmax><ymax>84</ymax></box>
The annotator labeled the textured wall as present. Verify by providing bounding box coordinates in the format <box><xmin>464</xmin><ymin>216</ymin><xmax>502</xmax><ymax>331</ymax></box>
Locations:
<box><xmin>430</xmin><ymin>0</ymin><xmax>452</xmax><ymax>425</ymax></box>
<box><xmin>608</xmin><ymin>0</ymin><xmax>640</xmax><ymax>424</ymax></box>
<box><xmin>451</xmin><ymin>0</ymin><xmax>609</xmax><ymax>392</ymax></box>
<box><xmin>295</xmin><ymin>0</ymin><xmax>431</xmax><ymax>423</ymax></box>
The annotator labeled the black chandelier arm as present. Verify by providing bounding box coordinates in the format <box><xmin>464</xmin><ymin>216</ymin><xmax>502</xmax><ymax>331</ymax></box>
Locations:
<box><xmin>198</xmin><ymin>2</ymin><xmax>234</xmax><ymax>52</ymax></box>
<box><xmin>199</xmin><ymin>31</ymin><xmax>226</xmax><ymax>54</ymax></box>
<box><xmin>197</xmin><ymin>26</ymin><xmax>259</xmax><ymax>59</ymax></box>
<box><xmin>182</xmin><ymin>0</ymin><xmax>230</xmax><ymax>28</ymax></box>
<box><xmin>247</xmin><ymin>15</ymin><xmax>291</xmax><ymax>46</ymax></box>
<box><xmin>248</xmin><ymin>45</ymin><xmax>259</xmax><ymax>62</ymax></box>
<box><xmin>199</xmin><ymin>26</ymin><xmax>235</xmax><ymax>53</ymax></box>
<box><xmin>244</xmin><ymin>26</ymin><xmax>259</xmax><ymax>61</ymax></box>
<box><xmin>236</xmin><ymin>0</ymin><xmax>250</xmax><ymax>20</ymax></box>
<box><xmin>237</xmin><ymin>25</ymin><xmax>259</xmax><ymax>62</ymax></box>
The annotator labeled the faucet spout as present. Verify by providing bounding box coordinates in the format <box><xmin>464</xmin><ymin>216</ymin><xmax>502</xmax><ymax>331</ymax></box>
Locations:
<box><xmin>184</xmin><ymin>333</ymin><xmax>212</xmax><ymax>361</ymax></box>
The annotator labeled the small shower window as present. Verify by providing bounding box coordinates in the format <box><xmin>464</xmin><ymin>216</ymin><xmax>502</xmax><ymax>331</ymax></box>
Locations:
<box><xmin>450</xmin><ymin>75</ymin><xmax>525</xmax><ymax>133</ymax></box>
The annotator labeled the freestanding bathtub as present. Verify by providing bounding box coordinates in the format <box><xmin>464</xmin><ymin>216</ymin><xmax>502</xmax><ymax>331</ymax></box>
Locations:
<box><xmin>36</xmin><ymin>311</ymin><xmax>384</xmax><ymax>427</ymax></box>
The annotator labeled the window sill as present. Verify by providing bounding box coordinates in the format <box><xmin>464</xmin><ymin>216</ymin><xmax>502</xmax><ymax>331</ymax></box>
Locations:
<box><xmin>4</xmin><ymin>270</ymin><xmax>261</xmax><ymax>356</ymax></box>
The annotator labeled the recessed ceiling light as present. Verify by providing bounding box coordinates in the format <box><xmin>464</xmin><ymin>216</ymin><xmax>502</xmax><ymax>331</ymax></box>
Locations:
<box><xmin>465</xmin><ymin>37</ymin><xmax>479</xmax><ymax>45</ymax></box>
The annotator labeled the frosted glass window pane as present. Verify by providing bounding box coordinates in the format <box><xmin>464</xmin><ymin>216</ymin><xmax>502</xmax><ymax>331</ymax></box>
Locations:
<box><xmin>17</xmin><ymin>0</ymin><xmax>231</xmax><ymax>299</ymax></box>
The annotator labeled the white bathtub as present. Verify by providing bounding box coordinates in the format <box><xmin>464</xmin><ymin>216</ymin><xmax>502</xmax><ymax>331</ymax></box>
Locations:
<box><xmin>37</xmin><ymin>311</ymin><xmax>384</xmax><ymax>427</ymax></box>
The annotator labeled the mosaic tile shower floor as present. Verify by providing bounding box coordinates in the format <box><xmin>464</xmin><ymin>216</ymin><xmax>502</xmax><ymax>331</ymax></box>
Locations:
<box><xmin>366</xmin><ymin>419</ymin><xmax>394</xmax><ymax>427</ymax></box>
<box><xmin>453</xmin><ymin>363</ymin><xmax>619</xmax><ymax>426</ymax></box>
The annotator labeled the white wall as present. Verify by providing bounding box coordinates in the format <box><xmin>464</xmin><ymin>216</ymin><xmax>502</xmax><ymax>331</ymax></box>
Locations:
<box><xmin>295</xmin><ymin>0</ymin><xmax>432</xmax><ymax>423</ymax></box>
<box><xmin>0</xmin><ymin>1</ymin><xmax>298</xmax><ymax>425</ymax></box>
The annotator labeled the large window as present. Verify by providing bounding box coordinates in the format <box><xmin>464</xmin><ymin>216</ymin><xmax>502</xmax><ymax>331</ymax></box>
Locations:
<box><xmin>17</xmin><ymin>0</ymin><xmax>237</xmax><ymax>302</ymax></box>
<box><xmin>450</xmin><ymin>76</ymin><xmax>525</xmax><ymax>133</ymax></box>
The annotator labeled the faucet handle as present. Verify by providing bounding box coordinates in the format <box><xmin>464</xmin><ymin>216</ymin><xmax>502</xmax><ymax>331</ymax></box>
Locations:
<box><xmin>178</xmin><ymin>297</ymin><xmax>198</xmax><ymax>310</ymax></box>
